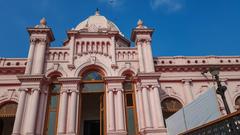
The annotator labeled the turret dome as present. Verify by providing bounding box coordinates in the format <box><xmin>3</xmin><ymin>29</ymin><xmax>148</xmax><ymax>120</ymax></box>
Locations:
<box><xmin>74</xmin><ymin>10</ymin><xmax>123</xmax><ymax>36</ymax></box>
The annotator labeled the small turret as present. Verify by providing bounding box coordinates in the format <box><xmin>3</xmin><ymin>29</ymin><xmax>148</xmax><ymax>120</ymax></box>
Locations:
<box><xmin>131</xmin><ymin>19</ymin><xmax>155</xmax><ymax>73</ymax></box>
<box><xmin>25</xmin><ymin>18</ymin><xmax>54</xmax><ymax>74</ymax></box>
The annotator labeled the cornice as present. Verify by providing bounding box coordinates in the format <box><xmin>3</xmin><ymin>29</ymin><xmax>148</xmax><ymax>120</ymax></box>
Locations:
<box><xmin>104</xmin><ymin>76</ymin><xmax>125</xmax><ymax>83</ymax></box>
<box><xmin>136</xmin><ymin>72</ymin><xmax>161</xmax><ymax>79</ymax></box>
<box><xmin>155</xmin><ymin>65</ymin><xmax>240</xmax><ymax>72</ymax></box>
<box><xmin>0</xmin><ymin>67</ymin><xmax>25</xmax><ymax>75</ymax></box>
<box><xmin>17</xmin><ymin>74</ymin><xmax>47</xmax><ymax>82</ymax></box>
<box><xmin>131</xmin><ymin>28</ymin><xmax>154</xmax><ymax>41</ymax></box>
<box><xmin>27</xmin><ymin>27</ymin><xmax>55</xmax><ymax>42</ymax></box>
<box><xmin>58</xmin><ymin>77</ymin><xmax>81</xmax><ymax>83</ymax></box>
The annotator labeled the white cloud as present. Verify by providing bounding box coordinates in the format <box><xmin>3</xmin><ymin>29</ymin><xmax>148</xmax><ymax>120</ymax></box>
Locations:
<box><xmin>150</xmin><ymin>0</ymin><xmax>184</xmax><ymax>12</ymax></box>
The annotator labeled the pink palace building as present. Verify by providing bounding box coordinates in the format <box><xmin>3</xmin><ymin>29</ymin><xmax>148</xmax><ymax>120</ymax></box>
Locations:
<box><xmin>0</xmin><ymin>10</ymin><xmax>240</xmax><ymax>135</ymax></box>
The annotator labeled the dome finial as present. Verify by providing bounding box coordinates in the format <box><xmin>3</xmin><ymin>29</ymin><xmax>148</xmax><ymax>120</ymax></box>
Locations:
<box><xmin>95</xmin><ymin>8</ymin><xmax>100</xmax><ymax>16</ymax></box>
<box><xmin>137</xmin><ymin>19</ymin><xmax>143</xmax><ymax>28</ymax></box>
<box><xmin>40</xmin><ymin>17</ymin><xmax>47</xmax><ymax>25</ymax></box>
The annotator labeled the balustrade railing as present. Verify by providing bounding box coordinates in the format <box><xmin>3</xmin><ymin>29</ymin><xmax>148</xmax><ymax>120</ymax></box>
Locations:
<box><xmin>179</xmin><ymin>110</ymin><xmax>240</xmax><ymax>135</ymax></box>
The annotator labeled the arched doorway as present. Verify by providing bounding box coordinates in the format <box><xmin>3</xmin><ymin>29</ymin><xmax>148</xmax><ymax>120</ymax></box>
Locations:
<box><xmin>235</xmin><ymin>96</ymin><xmax>240</xmax><ymax>111</ymax></box>
<box><xmin>80</xmin><ymin>70</ymin><xmax>105</xmax><ymax>135</ymax></box>
<box><xmin>161</xmin><ymin>98</ymin><xmax>183</xmax><ymax>127</ymax></box>
<box><xmin>0</xmin><ymin>102</ymin><xmax>17</xmax><ymax>135</ymax></box>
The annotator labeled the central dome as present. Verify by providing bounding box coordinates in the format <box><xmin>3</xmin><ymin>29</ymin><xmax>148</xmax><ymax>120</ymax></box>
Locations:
<box><xmin>75</xmin><ymin>10</ymin><xmax>123</xmax><ymax>35</ymax></box>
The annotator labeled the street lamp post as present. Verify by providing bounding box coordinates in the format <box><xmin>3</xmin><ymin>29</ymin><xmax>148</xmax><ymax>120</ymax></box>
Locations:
<box><xmin>207</xmin><ymin>67</ymin><xmax>231</xmax><ymax>114</ymax></box>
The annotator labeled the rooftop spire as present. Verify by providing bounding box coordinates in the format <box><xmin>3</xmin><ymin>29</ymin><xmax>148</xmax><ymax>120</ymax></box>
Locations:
<box><xmin>137</xmin><ymin>19</ymin><xmax>143</xmax><ymax>28</ymax></box>
<box><xmin>95</xmin><ymin>8</ymin><xmax>100</xmax><ymax>16</ymax></box>
<box><xmin>40</xmin><ymin>17</ymin><xmax>47</xmax><ymax>26</ymax></box>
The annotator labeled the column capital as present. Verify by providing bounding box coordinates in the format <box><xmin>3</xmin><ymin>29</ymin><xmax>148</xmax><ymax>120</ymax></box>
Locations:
<box><xmin>69</xmin><ymin>89</ymin><xmax>79</xmax><ymax>93</ymax></box>
<box><xmin>141</xmin><ymin>84</ymin><xmax>149</xmax><ymax>89</ymax></box>
<box><xmin>31</xmin><ymin>88</ymin><xmax>41</xmax><ymax>92</ymax></box>
<box><xmin>108</xmin><ymin>88</ymin><xmax>123</xmax><ymax>93</ymax></box>
<box><xmin>19</xmin><ymin>88</ymin><xmax>29</xmax><ymax>92</ymax></box>
<box><xmin>182</xmin><ymin>79</ymin><xmax>192</xmax><ymax>84</ymax></box>
<box><xmin>152</xmin><ymin>84</ymin><xmax>160</xmax><ymax>89</ymax></box>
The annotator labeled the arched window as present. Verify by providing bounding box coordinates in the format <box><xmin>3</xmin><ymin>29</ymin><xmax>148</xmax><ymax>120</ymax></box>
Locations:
<box><xmin>123</xmin><ymin>72</ymin><xmax>138</xmax><ymax>135</ymax></box>
<box><xmin>82</xmin><ymin>71</ymin><xmax>104</xmax><ymax>93</ymax></box>
<box><xmin>161</xmin><ymin>98</ymin><xmax>183</xmax><ymax>127</ymax></box>
<box><xmin>235</xmin><ymin>96</ymin><xmax>240</xmax><ymax>111</ymax></box>
<box><xmin>0</xmin><ymin>102</ymin><xmax>17</xmax><ymax>135</ymax></box>
<box><xmin>44</xmin><ymin>76</ymin><xmax>61</xmax><ymax>135</ymax></box>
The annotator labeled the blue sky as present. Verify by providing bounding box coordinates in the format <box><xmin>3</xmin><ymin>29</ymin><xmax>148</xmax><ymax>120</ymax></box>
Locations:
<box><xmin>0</xmin><ymin>0</ymin><xmax>240</xmax><ymax>58</ymax></box>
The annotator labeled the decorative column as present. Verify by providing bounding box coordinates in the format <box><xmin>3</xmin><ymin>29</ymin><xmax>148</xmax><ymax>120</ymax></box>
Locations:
<box><xmin>149</xmin><ymin>85</ymin><xmax>158</xmax><ymax>128</ymax></box>
<box><xmin>136</xmin><ymin>40</ymin><xmax>145</xmax><ymax>72</ymax></box>
<box><xmin>142</xmin><ymin>41</ymin><xmax>148</xmax><ymax>72</ymax></box>
<box><xmin>182</xmin><ymin>79</ymin><xmax>193</xmax><ymax>104</ymax></box>
<box><xmin>68</xmin><ymin>35</ymin><xmax>76</xmax><ymax>68</ymax></box>
<box><xmin>111</xmin><ymin>36</ymin><xmax>116</xmax><ymax>65</ymax></box>
<box><xmin>34</xmin><ymin>39</ymin><xmax>47</xmax><ymax>74</ymax></box>
<box><xmin>26</xmin><ymin>88</ymin><xmax>40</xmax><ymax>134</ymax></box>
<box><xmin>141</xmin><ymin>85</ymin><xmax>153</xmax><ymax>128</ymax></box>
<box><xmin>130</xmin><ymin>19</ymin><xmax>154</xmax><ymax>73</ymax></box>
<box><xmin>27</xmin><ymin>18</ymin><xmax>54</xmax><ymax>75</ymax></box>
<box><xmin>68</xmin><ymin>89</ymin><xmax>78</xmax><ymax>134</ymax></box>
<box><xmin>57</xmin><ymin>89</ymin><xmax>68</xmax><ymax>134</ymax></box>
<box><xmin>36</xmin><ymin>88</ymin><xmax>48</xmax><ymax>135</ymax></box>
<box><xmin>135</xmin><ymin>85</ymin><xmax>145</xmax><ymax>130</ymax></box>
<box><xmin>116</xmin><ymin>88</ymin><xmax>125</xmax><ymax>131</ymax></box>
<box><xmin>57</xmin><ymin>77</ymin><xmax>81</xmax><ymax>134</ymax></box>
<box><xmin>12</xmin><ymin>88</ymin><xmax>28</xmax><ymax>135</ymax></box>
<box><xmin>105</xmin><ymin>76</ymin><xmax>126</xmax><ymax>135</ymax></box>
<box><xmin>152</xmin><ymin>85</ymin><xmax>165</xmax><ymax>128</ymax></box>
<box><xmin>25</xmin><ymin>40</ymin><xmax>35</xmax><ymax>74</ymax></box>
<box><xmin>108</xmin><ymin>88</ymin><xmax>115</xmax><ymax>131</ymax></box>
<box><xmin>145</xmin><ymin>40</ymin><xmax>155</xmax><ymax>72</ymax></box>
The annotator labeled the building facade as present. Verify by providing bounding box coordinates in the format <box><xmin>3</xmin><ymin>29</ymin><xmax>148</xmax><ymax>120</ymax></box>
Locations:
<box><xmin>0</xmin><ymin>11</ymin><xmax>240</xmax><ymax>135</ymax></box>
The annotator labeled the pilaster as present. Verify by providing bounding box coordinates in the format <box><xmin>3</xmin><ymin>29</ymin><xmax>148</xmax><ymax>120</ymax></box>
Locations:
<box><xmin>182</xmin><ymin>79</ymin><xmax>193</xmax><ymax>104</ymax></box>
<box><xmin>27</xmin><ymin>19</ymin><xmax>54</xmax><ymax>75</ymax></box>
<box><xmin>136</xmin><ymin>73</ymin><xmax>166</xmax><ymax>134</ymax></box>
<box><xmin>105</xmin><ymin>76</ymin><xmax>127</xmax><ymax>135</ymax></box>
<box><xmin>14</xmin><ymin>74</ymin><xmax>49</xmax><ymax>135</ymax></box>
<box><xmin>58</xmin><ymin>77</ymin><xmax>81</xmax><ymax>135</ymax></box>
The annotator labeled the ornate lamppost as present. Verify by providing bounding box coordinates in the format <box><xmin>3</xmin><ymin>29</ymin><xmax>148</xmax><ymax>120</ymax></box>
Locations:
<box><xmin>203</xmin><ymin>67</ymin><xmax>231</xmax><ymax>114</ymax></box>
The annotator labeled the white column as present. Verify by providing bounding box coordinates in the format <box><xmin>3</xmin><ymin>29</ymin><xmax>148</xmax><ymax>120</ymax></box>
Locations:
<box><xmin>57</xmin><ymin>90</ymin><xmax>68</xmax><ymax>134</ymax></box>
<box><xmin>142</xmin><ymin>41</ymin><xmax>149</xmax><ymax>72</ymax></box>
<box><xmin>142</xmin><ymin>86</ymin><xmax>152</xmax><ymax>128</ymax></box>
<box><xmin>146</xmin><ymin>41</ymin><xmax>155</xmax><ymax>72</ymax></box>
<box><xmin>36</xmin><ymin>42</ymin><xmax>47</xmax><ymax>74</ymax></box>
<box><xmin>116</xmin><ymin>89</ymin><xmax>125</xmax><ymax>131</ymax></box>
<box><xmin>149</xmin><ymin>87</ymin><xmax>158</xmax><ymax>128</ymax></box>
<box><xmin>26</xmin><ymin>88</ymin><xmax>40</xmax><ymax>134</ymax></box>
<box><xmin>103</xmin><ymin>43</ymin><xmax>108</xmax><ymax>56</ymax></box>
<box><xmin>69</xmin><ymin>36</ymin><xmax>75</xmax><ymax>65</ymax></box>
<box><xmin>111</xmin><ymin>36</ymin><xmax>116</xmax><ymax>65</ymax></box>
<box><xmin>137</xmin><ymin>41</ymin><xmax>145</xmax><ymax>72</ymax></box>
<box><xmin>136</xmin><ymin>88</ymin><xmax>145</xmax><ymax>129</ymax></box>
<box><xmin>68</xmin><ymin>90</ymin><xmax>78</xmax><ymax>133</ymax></box>
<box><xmin>12</xmin><ymin>89</ymin><xmax>27</xmax><ymax>135</ymax></box>
<box><xmin>182</xmin><ymin>80</ymin><xmax>193</xmax><ymax>104</ymax></box>
<box><xmin>153</xmin><ymin>85</ymin><xmax>165</xmax><ymax>127</ymax></box>
<box><xmin>36</xmin><ymin>90</ymin><xmax>47</xmax><ymax>134</ymax></box>
<box><xmin>108</xmin><ymin>89</ymin><xmax>115</xmax><ymax>131</ymax></box>
<box><xmin>25</xmin><ymin>42</ymin><xmax>35</xmax><ymax>74</ymax></box>
<box><xmin>83</xmin><ymin>44</ymin><xmax>87</xmax><ymax>54</ymax></box>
